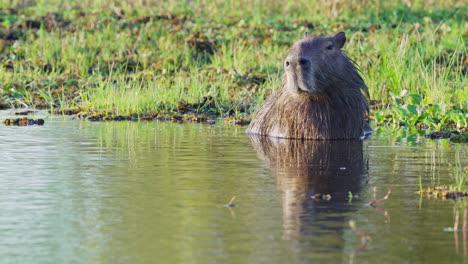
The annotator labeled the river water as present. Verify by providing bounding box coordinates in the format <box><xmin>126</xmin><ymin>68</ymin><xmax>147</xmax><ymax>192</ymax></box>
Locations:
<box><xmin>0</xmin><ymin>111</ymin><xmax>467</xmax><ymax>264</ymax></box>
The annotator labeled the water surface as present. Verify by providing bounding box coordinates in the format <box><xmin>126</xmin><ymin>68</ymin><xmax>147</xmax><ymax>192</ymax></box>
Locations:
<box><xmin>0</xmin><ymin>111</ymin><xmax>467</xmax><ymax>263</ymax></box>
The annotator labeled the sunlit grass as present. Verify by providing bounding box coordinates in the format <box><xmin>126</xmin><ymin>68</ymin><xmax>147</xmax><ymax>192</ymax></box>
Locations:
<box><xmin>0</xmin><ymin>0</ymin><xmax>466</xmax><ymax>129</ymax></box>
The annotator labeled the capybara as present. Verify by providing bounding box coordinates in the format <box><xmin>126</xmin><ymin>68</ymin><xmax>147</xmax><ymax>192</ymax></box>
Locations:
<box><xmin>247</xmin><ymin>32</ymin><xmax>369</xmax><ymax>139</ymax></box>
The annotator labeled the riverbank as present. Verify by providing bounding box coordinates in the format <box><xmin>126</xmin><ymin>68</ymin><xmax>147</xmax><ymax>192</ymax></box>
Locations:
<box><xmin>0</xmin><ymin>1</ymin><xmax>466</xmax><ymax>130</ymax></box>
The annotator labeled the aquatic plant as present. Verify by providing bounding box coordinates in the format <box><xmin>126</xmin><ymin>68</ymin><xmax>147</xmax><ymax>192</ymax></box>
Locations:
<box><xmin>417</xmin><ymin>148</ymin><xmax>468</xmax><ymax>200</ymax></box>
<box><xmin>373</xmin><ymin>91</ymin><xmax>467</xmax><ymax>131</ymax></box>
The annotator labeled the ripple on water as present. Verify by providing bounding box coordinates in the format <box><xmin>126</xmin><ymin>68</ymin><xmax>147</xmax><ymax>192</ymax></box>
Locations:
<box><xmin>0</xmin><ymin>112</ymin><xmax>467</xmax><ymax>263</ymax></box>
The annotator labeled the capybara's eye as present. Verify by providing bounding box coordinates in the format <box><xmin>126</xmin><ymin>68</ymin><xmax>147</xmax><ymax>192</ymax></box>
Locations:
<box><xmin>326</xmin><ymin>44</ymin><xmax>334</xmax><ymax>50</ymax></box>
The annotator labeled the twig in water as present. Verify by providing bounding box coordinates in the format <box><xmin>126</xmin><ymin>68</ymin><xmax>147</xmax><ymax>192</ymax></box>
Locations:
<box><xmin>224</xmin><ymin>196</ymin><xmax>238</xmax><ymax>208</ymax></box>
<box><xmin>368</xmin><ymin>188</ymin><xmax>392</xmax><ymax>207</ymax></box>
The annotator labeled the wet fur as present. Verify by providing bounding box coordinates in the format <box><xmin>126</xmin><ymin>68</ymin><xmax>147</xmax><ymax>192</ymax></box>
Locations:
<box><xmin>247</xmin><ymin>33</ymin><xmax>369</xmax><ymax>139</ymax></box>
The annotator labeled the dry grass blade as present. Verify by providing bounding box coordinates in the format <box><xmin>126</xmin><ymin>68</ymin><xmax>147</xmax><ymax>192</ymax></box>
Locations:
<box><xmin>224</xmin><ymin>196</ymin><xmax>238</xmax><ymax>208</ymax></box>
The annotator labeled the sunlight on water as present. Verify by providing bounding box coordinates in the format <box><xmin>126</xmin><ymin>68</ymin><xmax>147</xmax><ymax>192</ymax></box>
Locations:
<box><xmin>0</xmin><ymin>111</ymin><xmax>467</xmax><ymax>263</ymax></box>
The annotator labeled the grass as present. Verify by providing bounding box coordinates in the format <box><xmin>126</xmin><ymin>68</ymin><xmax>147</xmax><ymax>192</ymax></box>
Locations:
<box><xmin>417</xmin><ymin>166</ymin><xmax>468</xmax><ymax>201</ymax></box>
<box><xmin>417</xmin><ymin>143</ymin><xmax>468</xmax><ymax>200</ymax></box>
<box><xmin>0</xmin><ymin>0</ymin><xmax>466</xmax><ymax>130</ymax></box>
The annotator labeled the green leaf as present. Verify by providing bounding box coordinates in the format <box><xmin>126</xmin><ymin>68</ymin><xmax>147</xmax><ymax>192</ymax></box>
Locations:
<box><xmin>395</xmin><ymin>106</ymin><xmax>407</xmax><ymax>117</ymax></box>
<box><xmin>407</xmin><ymin>94</ymin><xmax>422</xmax><ymax>105</ymax></box>
<box><xmin>440</xmin><ymin>115</ymin><xmax>449</xmax><ymax>124</ymax></box>
<box><xmin>374</xmin><ymin>111</ymin><xmax>385</xmax><ymax>123</ymax></box>
<box><xmin>423</xmin><ymin>118</ymin><xmax>434</xmax><ymax>126</ymax></box>
<box><xmin>426</xmin><ymin>104</ymin><xmax>440</xmax><ymax>115</ymax></box>
<box><xmin>407</xmin><ymin>104</ymin><xmax>418</xmax><ymax>115</ymax></box>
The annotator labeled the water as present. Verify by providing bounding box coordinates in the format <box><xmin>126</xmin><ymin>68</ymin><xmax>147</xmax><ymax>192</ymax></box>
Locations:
<box><xmin>0</xmin><ymin>111</ymin><xmax>467</xmax><ymax>264</ymax></box>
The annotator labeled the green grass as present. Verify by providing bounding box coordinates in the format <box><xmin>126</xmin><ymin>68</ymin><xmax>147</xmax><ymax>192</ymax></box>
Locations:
<box><xmin>0</xmin><ymin>0</ymin><xmax>466</xmax><ymax>129</ymax></box>
<box><xmin>416</xmin><ymin>144</ymin><xmax>468</xmax><ymax>200</ymax></box>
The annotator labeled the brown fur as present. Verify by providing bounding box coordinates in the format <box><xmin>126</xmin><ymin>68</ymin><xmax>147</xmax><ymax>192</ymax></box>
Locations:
<box><xmin>247</xmin><ymin>32</ymin><xmax>369</xmax><ymax>139</ymax></box>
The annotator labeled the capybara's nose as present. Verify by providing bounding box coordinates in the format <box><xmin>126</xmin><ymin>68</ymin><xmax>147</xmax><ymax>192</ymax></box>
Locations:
<box><xmin>298</xmin><ymin>57</ymin><xmax>311</xmax><ymax>68</ymax></box>
<box><xmin>285</xmin><ymin>57</ymin><xmax>311</xmax><ymax>68</ymax></box>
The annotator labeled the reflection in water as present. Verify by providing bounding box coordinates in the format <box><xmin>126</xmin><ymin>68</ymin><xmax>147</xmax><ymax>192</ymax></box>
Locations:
<box><xmin>249</xmin><ymin>135</ymin><xmax>366</xmax><ymax>242</ymax></box>
<box><xmin>1</xmin><ymin>112</ymin><xmax>467</xmax><ymax>263</ymax></box>
<box><xmin>453</xmin><ymin>205</ymin><xmax>467</xmax><ymax>256</ymax></box>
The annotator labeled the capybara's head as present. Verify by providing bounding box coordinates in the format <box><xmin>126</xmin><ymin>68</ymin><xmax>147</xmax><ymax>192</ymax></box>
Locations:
<box><xmin>284</xmin><ymin>32</ymin><xmax>358</xmax><ymax>95</ymax></box>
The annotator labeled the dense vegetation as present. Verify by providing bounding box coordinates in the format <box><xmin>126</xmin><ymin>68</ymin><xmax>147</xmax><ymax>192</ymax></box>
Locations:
<box><xmin>0</xmin><ymin>0</ymin><xmax>466</xmax><ymax>129</ymax></box>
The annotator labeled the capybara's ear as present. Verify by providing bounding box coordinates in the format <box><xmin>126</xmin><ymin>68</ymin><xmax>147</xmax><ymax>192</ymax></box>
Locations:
<box><xmin>334</xmin><ymin>32</ymin><xmax>346</xmax><ymax>48</ymax></box>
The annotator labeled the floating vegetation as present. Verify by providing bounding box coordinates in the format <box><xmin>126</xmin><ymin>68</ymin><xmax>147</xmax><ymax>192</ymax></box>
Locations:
<box><xmin>417</xmin><ymin>186</ymin><xmax>468</xmax><ymax>201</ymax></box>
<box><xmin>373</xmin><ymin>92</ymin><xmax>467</xmax><ymax>131</ymax></box>
<box><xmin>450</xmin><ymin>132</ymin><xmax>468</xmax><ymax>143</ymax></box>
<box><xmin>348</xmin><ymin>191</ymin><xmax>360</xmax><ymax>203</ymax></box>
<box><xmin>14</xmin><ymin>110</ymin><xmax>38</xmax><ymax>116</ymax></box>
<box><xmin>311</xmin><ymin>193</ymin><xmax>332</xmax><ymax>201</ymax></box>
<box><xmin>182</xmin><ymin>113</ymin><xmax>208</xmax><ymax>123</ymax></box>
<box><xmin>425</xmin><ymin>131</ymin><xmax>468</xmax><ymax>143</ymax></box>
<box><xmin>85</xmin><ymin>112</ymin><xmax>214</xmax><ymax>123</ymax></box>
<box><xmin>223</xmin><ymin>116</ymin><xmax>250</xmax><ymax>125</ymax></box>
<box><xmin>2</xmin><ymin>117</ymin><xmax>44</xmax><ymax>126</ymax></box>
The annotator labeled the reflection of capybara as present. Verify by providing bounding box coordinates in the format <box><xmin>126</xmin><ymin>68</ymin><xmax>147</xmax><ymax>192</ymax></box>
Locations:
<box><xmin>247</xmin><ymin>32</ymin><xmax>369</xmax><ymax>139</ymax></box>
<box><xmin>248</xmin><ymin>135</ymin><xmax>365</xmax><ymax>241</ymax></box>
